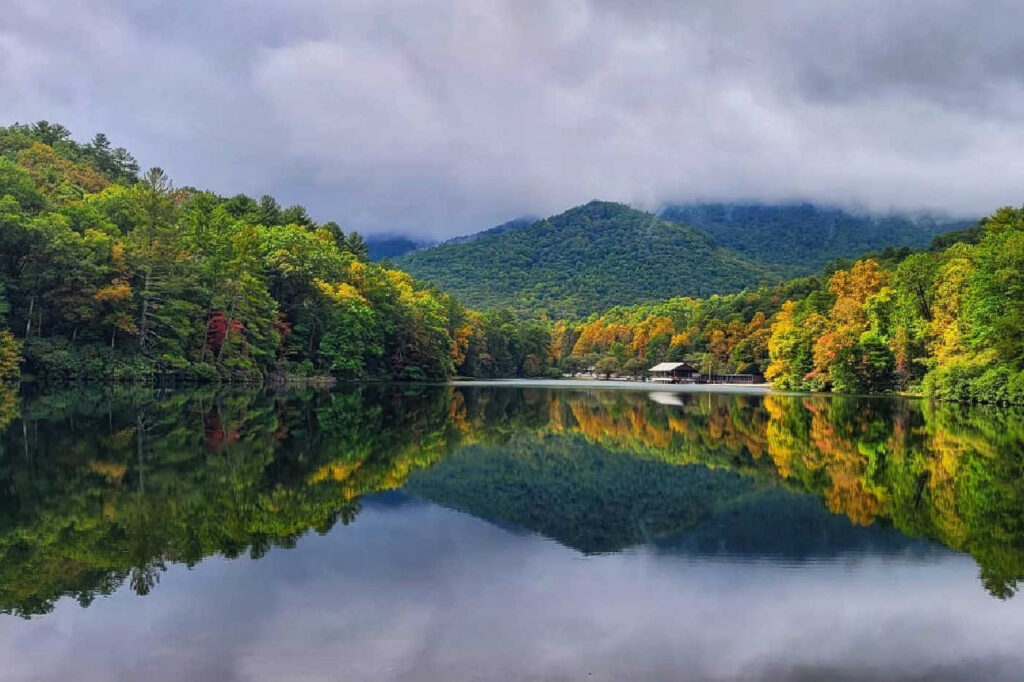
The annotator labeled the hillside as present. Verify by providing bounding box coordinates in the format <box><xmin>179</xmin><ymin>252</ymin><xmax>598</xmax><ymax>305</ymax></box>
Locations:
<box><xmin>0</xmin><ymin>121</ymin><xmax>560</xmax><ymax>384</ymax></box>
<box><xmin>442</xmin><ymin>216</ymin><xmax>536</xmax><ymax>245</ymax></box>
<box><xmin>365</xmin><ymin>234</ymin><xmax>433</xmax><ymax>261</ymax></box>
<box><xmin>660</xmin><ymin>202</ymin><xmax>973</xmax><ymax>274</ymax></box>
<box><xmin>397</xmin><ymin>201</ymin><xmax>779</xmax><ymax>318</ymax></box>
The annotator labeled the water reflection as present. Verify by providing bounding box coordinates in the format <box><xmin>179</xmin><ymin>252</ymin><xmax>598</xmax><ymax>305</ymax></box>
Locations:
<box><xmin>0</xmin><ymin>384</ymin><xmax>1022</xmax><ymax>620</ymax></box>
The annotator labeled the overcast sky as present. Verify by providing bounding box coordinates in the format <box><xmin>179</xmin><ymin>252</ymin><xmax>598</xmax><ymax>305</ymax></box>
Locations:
<box><xmin>2</xmin><ymin>0</ymin><xmax>1023</xmax><ymax>238</ymax></box>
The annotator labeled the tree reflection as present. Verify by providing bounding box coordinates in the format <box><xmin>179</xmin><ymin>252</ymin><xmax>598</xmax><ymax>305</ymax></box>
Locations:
<box><xmin>499</xmin><ymin>389</ymin><xmax>1024</xmax><ymax>599</ymax></box>
<box><xmin>0</xmin><ymin>385</ymin><xmax>1022</xmax><ymax>617</ymax></box>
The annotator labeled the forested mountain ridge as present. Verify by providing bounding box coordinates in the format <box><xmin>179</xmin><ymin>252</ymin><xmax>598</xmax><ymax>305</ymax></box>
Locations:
<box><xmin>441</xmin><ymin>216</ymin><xmax>536</xmax><ymax>245</ymax></box>
<box><xmin>363</xmin><ymin>217</ymin><xmax>535</xmax><ymax>261</ymax></box>
<box><xmin>660</xmin><ymin>202</ymin><xmax>973</xmax><ymax>274</ymax></box>
<box><xmin>0</xmin><ymin>121</ymin><xmax>560</xmax><ymax>384</ymax></box>
<box><xmin>397</xmin><ymin>201</ymin><xmax>781</xmax><ymax>318</ymax></box>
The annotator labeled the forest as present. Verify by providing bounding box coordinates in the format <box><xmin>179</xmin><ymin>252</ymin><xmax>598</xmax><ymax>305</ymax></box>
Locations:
<box><xmin>1</xmin><ymin>121</ymin><xmax>1023</xmax><ymax>405</ymax></box>
<box><xmin>551</xmin><ymin>206</ymin><xmax>1024</xmax><ymax>405</ymax></box>
<box><xmin>0</xmin><ymin>122</ymin><xmax>555</xmax><ymax>384</ymax></box>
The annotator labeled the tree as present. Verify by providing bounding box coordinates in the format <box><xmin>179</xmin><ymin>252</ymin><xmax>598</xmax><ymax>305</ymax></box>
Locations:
<box><xmin>562</xmin><ymin>355</ymin><xmax>585</xmax><ymax>377</ymax></box>
<box><xmin>766</xmin><ymin>302</ymin><xmax>825</xmax><ymax>390</ymax></box>
<box><xmin>316</xmin><ymin>280</ymin><xmax>380</xmax><ymax>378</ymax></box>
<box><xmin>256</xmin><ymin>195</ymin><xmax>282</xmax><ymax>226</ymax></box>
<box><xmin>594</xmin><ymin>356</ymin><xmax>620</xmax><ymax>379</ymax></box>
<box><xmin>622</xmin><ymin>357</ymin><xmax>647</xmax><ymax>379</ymax></box>
<box><xmin>30</xmin><ymin>120</ymin><xmax>71</xmax><ymax>146</ymax></box>
<box><xmin>803</xmin><ymin>260</ymin><xmax>893</xmax><ymax>392</ymax></box>
<box><xmin>345</xmin><ymin>232</ymin><xmax>369</xmax><ymax>261</ymax></box>
<box><xmin>0</xmin><ymin>122</ymin><xmax>505</xmax><ymax>383</ymax></box>
<box><xmin>281</xmin><ymin>204</ymin><xmax>314</xmax><ymax>228</ymax></box>
<box><xmin>0</xmin><ymin>158</ymin><xmax>47</xmax><ymax>211</ymax></box>
<box><xmin>580</xmin><ymin>352</ymin><xmax>601</xmax><ymax>374</ymax></box>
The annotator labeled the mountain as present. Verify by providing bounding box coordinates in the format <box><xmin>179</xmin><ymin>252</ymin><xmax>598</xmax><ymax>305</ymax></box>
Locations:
<box><xmin>364</xmin><ymin>217</ymin><xmax>536</xmax><ymax>261</ymax></box>
<box><xmin>404</xmin><ymin>433</ymin><xmax>918</xmax><ymax>556</ymax></box>
<box><xmin>365</xmin><ymin>235</ymin><xmax>433</xmax><ymax>261</ymax></box>
<box><xmin>659</xmin><ymin>202</ymin><xmax>974</xmax><ymax>274</ymax></box>
<box><xmin>442</xmin><ymin>216</ymin><xmax>537</xmax><ymax>245</ymax></box>
<box><xmin>397</xmin><ymin>201</ymin><xmax>779</xmax><ymax>318</ymax></box>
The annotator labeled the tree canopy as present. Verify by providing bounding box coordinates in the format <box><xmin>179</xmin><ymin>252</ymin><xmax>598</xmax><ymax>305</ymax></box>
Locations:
<box><xmin>0</xmin><ymin>122</ymin><xmax>557</xmax><ymax>383</ymax></box>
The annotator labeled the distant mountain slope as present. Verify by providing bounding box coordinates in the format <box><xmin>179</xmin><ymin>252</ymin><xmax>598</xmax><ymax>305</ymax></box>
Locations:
<box><xmin>365</xmin><ymin>235</ymin><xmax>433</xmax><ymax>261</ymax></box>
<box><xmin>397</xmin><ymin>201</ymin><xmax>778</xmax><ymax>317</ymax></box>
<box><xmin>660</xmin><ymin>202</ymin><xmax>974</xmax><ymax>274</ymax></box>
<box><xmin>442</xmin><ymin>216</ymin><xmax>536</xmax><ymax>245</ymax></box>
<box><xmin>365</xmin><ymin>217</ymin><xmax>535</xmax><ymax>260</ymax></box>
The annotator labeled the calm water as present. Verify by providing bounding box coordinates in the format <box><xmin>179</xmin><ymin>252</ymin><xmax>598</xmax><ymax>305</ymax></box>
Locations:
<box><xmin>0</xmin><ymin>384</ymin><xmax>1022</xmax><ymax>681</ymax></box>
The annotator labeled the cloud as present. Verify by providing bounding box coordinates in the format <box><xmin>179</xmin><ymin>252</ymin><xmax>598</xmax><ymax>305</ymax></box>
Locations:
<box><xmin>1</xmin><ymin>500</ymin><xmax>1023</xmax><ymax>681</ymax></box>
<box><xmin>1</xmin><ymin>0</ymin><xmax>1022</xmax><ymax>237</ymax></box>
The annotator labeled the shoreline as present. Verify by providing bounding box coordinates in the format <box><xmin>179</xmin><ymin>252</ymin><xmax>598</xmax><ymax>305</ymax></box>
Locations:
<box><xmin>447</xmin><ymin>378</ymin><xmax>774</xmax><ymax>394</ymax></box>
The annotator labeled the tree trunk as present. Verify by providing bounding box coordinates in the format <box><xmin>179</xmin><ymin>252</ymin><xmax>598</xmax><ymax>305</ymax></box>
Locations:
<box><xmin>25</xmin><ymin>293</ymin><xmax>34</xmax><ymax>337</ymax></box>
<box><xmin>217</xmin><ymin>294</ymin><xmax>238</xmax><ymax>363</ymax></box>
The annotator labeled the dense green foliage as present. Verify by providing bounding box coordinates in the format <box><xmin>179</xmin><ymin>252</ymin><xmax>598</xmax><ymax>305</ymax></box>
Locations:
<box><xmin>762</xmin><ymin>207</ymin><xmax>1024</xmax><ymax>403</ymax></box>
<box><xmin>1</xmin><ymin>386</ymin><xmax>1022</xmax><ymax>615</ymax></box>
<box><xmin>441</xmin><ymin>216</ymin><xmax>536</xmax><ymax>245</ymax></box>
<box><xmin>0</xmin><ymin>122</ymin><xmax>557</xmax><ymax>382</ymax></box>
<box><xmin>661</xmin><ymin>202</ymin><xmax>972</xmax><ymax>275</ymax></box>
<box><xmin>398</xmin><ymin>201</ymin><xmax>779</xmax><ymax>317</ymax></box>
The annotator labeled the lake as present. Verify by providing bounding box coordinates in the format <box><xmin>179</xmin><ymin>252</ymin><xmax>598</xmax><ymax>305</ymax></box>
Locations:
<box><xmin>0</xmin><ymin>383</ymin><xmax>1022</xmax><ymax>681</ymax></box>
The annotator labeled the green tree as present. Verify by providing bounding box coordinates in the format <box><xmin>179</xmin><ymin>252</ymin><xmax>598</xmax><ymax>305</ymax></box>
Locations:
<box><xmin>622</xmin><ymin>357</ymin><xmax>647</xmax><ymax>379</ymax></box>
<box><xmin>594</xmin><ymin>356</ymin><xmax>620</xmax><ymax>379</ymax></box>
